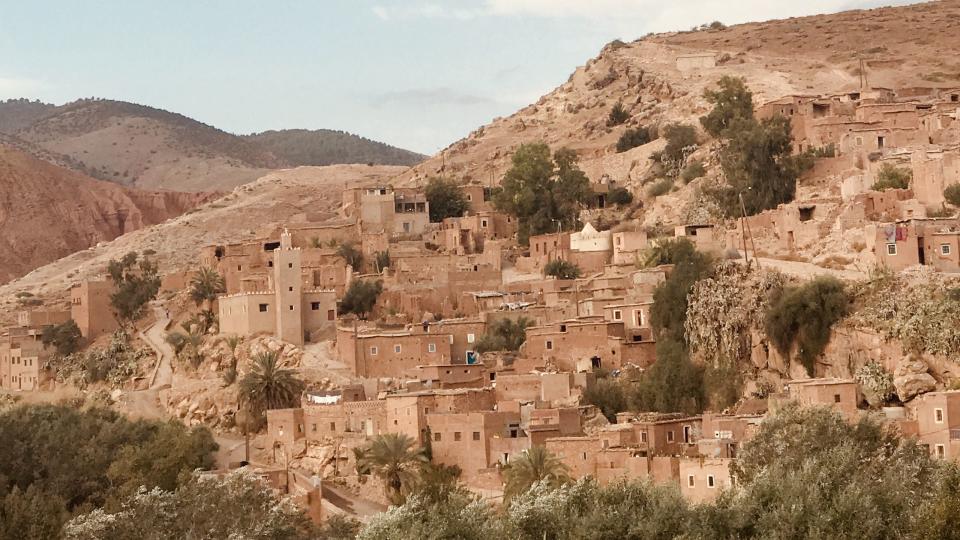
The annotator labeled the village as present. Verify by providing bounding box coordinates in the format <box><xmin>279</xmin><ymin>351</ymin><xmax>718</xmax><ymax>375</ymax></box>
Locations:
<box><xmin>2</xmin><ymin>39</ymin><xmax>960</xmax><ymax>532</ymax></box>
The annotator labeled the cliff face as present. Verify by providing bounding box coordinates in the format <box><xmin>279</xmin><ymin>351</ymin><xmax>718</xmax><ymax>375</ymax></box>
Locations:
<box><xmin>0</xmin><ymin>144</ymin><xmax>216</xmax><ymax>284</ymax></box>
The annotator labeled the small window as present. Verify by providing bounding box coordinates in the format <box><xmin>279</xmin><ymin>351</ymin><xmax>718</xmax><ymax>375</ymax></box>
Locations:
<box><xmin>559</xmin><ymin>324</ymin><xmax>567</xmax><ymax>332</ymax></box>
<box><xmin>941</xmin><ymin>244</ymin><xmax>951</xmax><ymax>255</ymax></box>
<box><xmin>327</xmin><ymin>309</ymin><xmax>335</xmax><ymax>320</ymax></box>
<box><xmin>467</xmin><ymin>194</ymin><xmax>473</xmax><ymax>201</ymax></box>
<box><xmin>259</xmin><ymin>304</ymin><xmax>268</xmax><ymax>312</ymax></box>
<box><xmin>613</xmin><ymin>310</ymin><xmax>622</xmax><ymax>321</ymax></box>
<box><xmin>428</xmin><ymin>343</ymin><xmax>437</xmax><ymax>353</ymax></box>
<box><xmin>288</xmin><ymin>286</ymin><xmax>294</xmax><ymax>292</ymax></box>
<box><xmin>687</xmin><ymin>475</ymin><xmax>695</xmax><ymax>487</ymax></box>
<box><xmin>886</xmin><ymin>243</ymin><xmax>897</xmax><ymax>256</ymax></box>
<box><xmin>288</xmin><ymin>263</ymin><xmax>293</xmax><ymax>268</ymax></box>
<box><xmin>370</xmin><ymin>346</ymin><xmax>378</xmax><ymax>356</ymax></box>
<box><xmin>473</xmin><ymin>431</ymin><xmax>481</xmax><ymax>441</ymax></box>
<box><xmin>329</xmin><ymin>422</ymin><xmax>336</xmax><ymax>431</ymax></box>
<box><xmin>394</xmin><ymin>344</ymin><xmax>401</xmax><ymax>354</ymax></box>
<box><xmin>289</xmin><ymin>305</ymin><xmax>295</xmax><ymax>311</ymax></box>
<box><xmin>641</xmin><ymin>432</ymin><xmax>647</xmax><ymax>443</ymax></box>
<box><xmin>467</xmin><ymin>333</ymin><xmax>475</xmax><ymax>344</ymax></box>
<box><xmin>707</xmin><ymin>475</ymin><xmax>716</xmax><ymax>488</ymax></box>
<box><xmin>454</xmin><ymin>432</ymin><xmax>462</xmax><ymax>441</ymax></box>
<box><xmin>434</xmin><ymin>432</ymin><xmax>441</xmax><ymax>442</ymax></box>
<box><xmin>936</xmin><ymin>444</ymin><xmax>946</xmax><ymax>458</ymax></box>
<box><xmin>546</xmin><ymin>340</ymin><xmax>553</xmax><ymax>350</ymax></box>
<box><xmin>582</xmin><ymin>452</ymin><xmax>587</xmax><ymax>460</ymax></box>
<box><xmin>834</xmin><ymin>394</ymin><xmax>841</xmax><ymax>403</ymax></box>
<box><xmin>935</xmin><ymin>408</ymin><xmax>944</xmax><ymax>423</ymax></box>
<box><xmin>312</xmin><ymin>424</ymin><xmax>317</xmax><ymax>432</ymax></box>
<box><xmin>667</xmin><ymin>431</ymin><xmax>675</xmax><ymax>442</ymax></box>
<box><xmin>311</xmin><ymin>302</ymin><xmax>320</xmax><ymax>311</ymax></box>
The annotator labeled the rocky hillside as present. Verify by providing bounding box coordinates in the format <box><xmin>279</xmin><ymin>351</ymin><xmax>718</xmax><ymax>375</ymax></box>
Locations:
<box><xmin>392</xmin><ymin>1</ymin><xmax>959</xmax><ymax>198</ymax></box>
<box><xmin>244</xmin><ymin>129</ymin><xmax>425</xmax><ymax>167</ymax></box>
<box><xmin>0</xmin><ymin>99</ymin><xmax>55</xmax><ymax>133</ymax></box>
<box><xmin>0</xmin><ymin>144</ymin><xmax>216</xmax><ymax>284</ymax></box>
<box><xmin>0</xmin><ymin>164</ymin><xmax>404</xmax><ymax>326</ymax></box>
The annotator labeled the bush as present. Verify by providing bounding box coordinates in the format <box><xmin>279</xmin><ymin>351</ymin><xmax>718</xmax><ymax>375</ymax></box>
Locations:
<box><xmin>680</xmin><ymin>160</ymin><xmax>706</xmax><ymax>183</ymax></box>
<box><xmin>425</xmin><ymin>177</ymin><xmax>469</xmax><ymax>222</ymax></box>
<box><xmin>944</xmin><ymin>183</ymin><xmax>960</xmax><ymax>206</ymax></box>
<box><xmin>872</xmin><ymin>163</ymin><xmax>911</xmax><ymax>191</ymax></box>
<box><xmin>606</xmin><ymin>101</ymin><xmax>629</xmax><ymax>127</ymax></box>
<box><xmin>544</xmin><ymin>259</ymin><xmax>581</xmax><ymax>280</ymax></box>
<box><xmin>607</xmin><ymin>186</ymin><xmax>633</xmax><ymax>205</ymax></box>
<box><xmin>41</xmin><ymin>320</ymin><xmax>82</xmax><ymax>357</ymax></box>
<box><xmin>475</xmin><ymin>318</ymin><xmax>531</xmax><ymax>353</ymax></box>
<box><xmin>647</xmin><ymin>178</ymin><xmax>673</xmax><ymax>197</ymax></box>
<box><xmin>615</xmin><ymin>126</ymin><xmax>655</xmax><ymax>152</ymax></box>
<box><xmin>107</xmin><ymin>251</ymin><xmax>160</xmax><ymax>326</ymax></box>
<box><xmin>336</xmin><ymin>242</ymin><xmax>364</xmax><ymax>270</ymax></box>
<box><xmin>661</xmin><ymin>124</ymin><xmax>697</xmax><ymax>164</ymax></box>
<box><xmin>583</xmin><ymin>375</ymin><xmax>628</xmax><ymax>421</ymax></box>
<box><xmin>339</xmin><ymin>280</ymin><xmax>383</xmax><ymax>319</ymax></box>
<box><xmin>765</xmin><ymin>276</ymin><xmax>850</xmax><ymax>376</ymax></box>
<box><xmin>374</xmin><ymin>251</ymin><xmax>391</xmax><ymax>272</ymax></box>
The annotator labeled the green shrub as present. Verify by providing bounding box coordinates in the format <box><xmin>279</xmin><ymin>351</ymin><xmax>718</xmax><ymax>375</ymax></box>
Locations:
<box><xmin>680</xmin><ymin>160</ymin><xmax>706</xmax><ymax>183</ymax></box>
<box><xmin>544</xmin><ymin>259</ymin><xmax>581</xmax><ymax>280</ymax></box>
<box><xmin>339</xmin><ymin>280</ymin><xmax>383</xmax><ymax>319</ymax></box>
<box><xmin>475</xmin><ymin>318</ymin><xmax>531</xmax><ymax>353</ymax></box>
<box><xmin>606</xmin><ymin>101</ymin><xmax>629</xmax><ymax>127</ymax></box>
<box><xmin>41</xmin><ymin>320</ymin><xmax>83</xmax><ymax>357</ymax></box>
<box><xmin>107</xmin><ymin>251</ymin><xmax>160</xmax><ymax>326</ymax></box>
<box><xmin>872</xmin><ymin>163</ymin><xmax>911</xmax><ymax>191</ymax></box>
<box><xmin>700</xmin><ymin>76</ymin><xmax>753</xmax><ymax>137</ymax></box>
<box><xmin>616</xmin><ymin>126</ymin><xmax>655</xmax><ymax>152</ymax></box>
<box><xmin>944</xmin><ymin>183</ymin><xmax>960</xmax><ymax>206</ymax></box>
<box><xmin>661</xmin><ymin>124</ymin><xmax>697</xmax><ymax>164</ymax></box>
<box><xmin>647</xmin><ymin>178</ymin><xmax>673</xmax><ymax>198</ymax></box>
<box><xmin>765</xmin><ymin>276</ymin><xmax>850</xmax><ymax>376</ymax></box>
<box><xmin>583</xmin><ymin>375</ymin><xmax>628</xmax><ymax>421</ymax></box>
<box><xmin>425</xmin><ymin>177</ymin><xmax>469</xmax><ymax>222</ymax></box>
<box><xmin>607</xmin><ymin>187</ymin><xmax>633</xmax><ymax>205</ymax></box>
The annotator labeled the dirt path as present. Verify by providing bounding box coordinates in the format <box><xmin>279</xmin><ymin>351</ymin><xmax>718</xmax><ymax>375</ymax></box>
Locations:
<box><xmin>142</xmin><ymin>303</ymin><xmax>174</xmax><ymax>389</ymax></box>
<box><xmin>322</xmin><ymin>483</ymin><xmax>387</xmax><ymax>520</ymax></box>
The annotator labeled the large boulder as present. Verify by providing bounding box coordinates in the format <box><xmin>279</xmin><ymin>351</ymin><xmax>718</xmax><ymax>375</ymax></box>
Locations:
<box><xmin>893</xmin><ymin>355</ymin><xmax>937</xmax><ymax>402</ymax></box>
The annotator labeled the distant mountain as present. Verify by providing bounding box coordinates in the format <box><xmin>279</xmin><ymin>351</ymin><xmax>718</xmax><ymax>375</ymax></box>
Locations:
<box><xmin>244</xmin><ymin>129</ymin><xmax>425</xmax><ymax>167</ymax></box>
<box><xmin>0</xmin><ymin>99</ymin><xmax>56</xmax><ymax>134</ymax></box>
<box><xmin>0</xmin><ymin>143</ymin><xmax>216</xmax><ymax>284</ymax></box>
<box><xmin>9</xmin><ymin>98</ymin><xmax>285</xmax><ymax>192</ymax></box>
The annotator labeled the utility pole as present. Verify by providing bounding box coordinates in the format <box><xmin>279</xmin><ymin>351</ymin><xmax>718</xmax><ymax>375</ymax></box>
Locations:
<box><xmin>739</xmin><ymin>190</ymin><xmax>760</xmax><ymax>269</ymax></box>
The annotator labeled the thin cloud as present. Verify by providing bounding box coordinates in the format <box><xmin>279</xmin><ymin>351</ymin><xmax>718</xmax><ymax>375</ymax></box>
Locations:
<box><xmin>371</xmin><ymin>87</ymin><xmax>497</xmax><ymax>107</ymax></box>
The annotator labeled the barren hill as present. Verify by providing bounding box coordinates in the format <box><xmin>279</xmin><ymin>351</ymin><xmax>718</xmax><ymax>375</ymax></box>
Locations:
<box><xmin>0</xmin><ymin>144</ymin><xmax>216</xmax><ymax>284</ymax></box>
<box><xmin>0</xmin><ymin>99</ymin><xmax>56</xmax><ymax>134</ymax></box>
<box><xmin>392</xmin><ymin>0</ymin><xmax>960</xmax><ymax>192</ymax></box>
<box><xmin>0</xmin><ymin>164</ymin><xmax>404</xmax><ymax>325</ymax></box>
<box><xmin>244</xmin><ymin>129</ymin><xmax>425</xmax><ymax>167</ymax></box>
<box><xmin>11</xmin><ymin>99</ymin><xmax>283</xmax><ymax>192</ymax></box>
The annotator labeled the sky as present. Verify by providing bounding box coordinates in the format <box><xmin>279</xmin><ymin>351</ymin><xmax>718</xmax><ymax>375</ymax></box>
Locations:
<box><xmin>0</xmin><ymin>0</ymin><xmax>918</xmax><ymax>155</ymax></box>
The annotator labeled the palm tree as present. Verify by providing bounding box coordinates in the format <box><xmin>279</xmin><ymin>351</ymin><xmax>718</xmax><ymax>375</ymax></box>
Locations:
<box><xmin>502</xmin><ymin>446</ymin><xmax>571</xmax><ymax>503</ymax></box>
<box><xmin>361</xmin><ymin>433</ymin><xmax>428</xmax><ymax>505</ymax></box>
<box><xmin>238</xmin><ymin>350</ymin><xmax>305</xmax><ymax>416</ymax></box>
<box><xmin>189</xmin><ymin>267</ymin><xmax>226</xmax><ymax>311</ymax></box>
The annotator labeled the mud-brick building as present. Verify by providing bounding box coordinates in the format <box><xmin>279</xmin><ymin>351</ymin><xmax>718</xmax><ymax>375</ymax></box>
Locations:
<box><xmin>219</xmin><ymin>230</ymin><xmax>337</xmax><ymax>346</ymax></box>
<box><xmin>70</xmin><ymin>279</ymin><xmax>119</xmax><ymax>339</ymax></box>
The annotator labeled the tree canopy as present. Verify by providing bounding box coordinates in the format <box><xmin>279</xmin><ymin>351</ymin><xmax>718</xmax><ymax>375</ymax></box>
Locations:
<box><xmin>425</xmin><ymin>177</ymin><xmax>470</xmax><ymax>222</ymax></box>
<box><xmin>493</xmin><ymin>143</ymin><xmax>591</xmax><ymax>244</ymax></box>
<box><xmin>339</xmin><ymin>279</ymin><xmax>383</xmax><ymax>319</ymax></box>
<box><xmin>107</xmin><ymin>251</ymin><xmax>161</xmax><ymax>326</ymax></box>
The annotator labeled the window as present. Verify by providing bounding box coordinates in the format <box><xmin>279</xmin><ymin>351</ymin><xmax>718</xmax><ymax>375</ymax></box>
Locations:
<box><xmin>687</xmin><ymin>475</ymin><xmax>695</xmax><ymax>487</ymax></box>
<box><xmin>394</xmin><ymin>344</ymin><xmax>401</xmax><ymax>354</ymax></box>
<box><xmin>886</xmin><ymin>243</ymin><xmax>897</xmax><ymax>256</ymax></box>
<box><xmin>473</xmin><ymin>431</ymin><xmax>481</xmax><ymax>440</ymax></box>
<box><xmin>667</xmin><ymin>431</ymin><xmax>675</xmax><ymax>442</ymax></box>
<box><xmin>546</xmin><ymin>340</ymin><xmax>553</xmax><ymax>350</ymax></box>
<box><xmin>467</xmin><ymin>333</ymin><xmax>475</xmax><ymax>344</ymax></box>
<box><xmin>434</xmin><ymin>432</ymin><xmax>442</xmax><ymax>442</ymax></box>
<box><xmin>936</xmin><ymin>444</ymin><xmax>946</xmax><ymax>458</ymax></box>
<box><xmin>935</xmin><ymin>408</ymin><xmax>944</xmax><ymax>423</ymax></box>
<box><xmin>942</xmin><ymin>244</ymin><xmax>951</xmax><ymax>256</ymax></box>
<box><xmin>329</xmin><ymin>422</ymin><xmax>336</xmax><ymax>431</ymax></box>
<box><xmin>707</xmin><ymin>475</ymin><xmax>716</xmax><ymax>488</ymax></box>
<box><xmin>370</xmin><ymin>346</ymin><xmax>378</xmax><ymax>356</ymax></box>
<box><xmin>312</xmin><ymin>424</ymin><xmax>317</xmax><ymax>432</ymax></box>
<box><xmin>466</xmin><ymin>194</ymin><xmax>473</xmax><ymax>201</ymax></box>
<box><xmin>559</xmin><ymin>324</ymin><xmax>567</xmax><ymax>332</ymax></box>
<box><xmin>298</xmin><ymin>424</ymin><xmax>304</xmax><ymax>433</ymax></box>
<box><xmin>641</xmin><ymin>431</ymin><xmax>647</xmax><ymax>443</ymax></box>
<box><xmin>289</xmin><ymin>305</ymin><xmax>295</xmax><ymax>311</ymax></box>
<box><xmin>834</xmin><ymin>394</ymin><xmax>841</xmax><ymax>403</ymax></box>
<box><xmin>454</xmin><ymin>432</ymin><xmax>462</xmax><ymax>441</ymax></box>
<box><xmin>428</xmin><ymin>343</ymin><xmax>437</xmax><ymax>353</ymax></box>
<box><xmin>327</xmin><ymin>309</ymin><xmax>335</xmax><ymax>320</ymax></box>
<box><xmin>613</xmin><ymin>310</ymin><xmax>622</xmax><ymax>321</ymax></box>
<box><xmin>259</xmin><ymin>304</ymin><xmax>268</xmax><ymax>312</ymax></box>
<box><xmin>311</xmin><ymin>302</ymin><xmax>320</xmax><ymax>311</ymax></box>
<box><xmin>288</xmin><ymin>286</ymin><xmax>293</xmax><ymax>292</ymax></box>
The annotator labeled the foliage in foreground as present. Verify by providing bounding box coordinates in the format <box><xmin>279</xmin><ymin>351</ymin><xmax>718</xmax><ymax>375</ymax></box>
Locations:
<box><xmin>0</xmin><ymin>404</ymin><xmax>217</xmax><ymax>539</ymax></box>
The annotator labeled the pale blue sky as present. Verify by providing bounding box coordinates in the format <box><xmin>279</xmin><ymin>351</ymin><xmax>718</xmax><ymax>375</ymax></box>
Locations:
<box><xmin>0</xmin><ymin>0</ymin><xmax>915</xmax><ymax>154</ymax></box>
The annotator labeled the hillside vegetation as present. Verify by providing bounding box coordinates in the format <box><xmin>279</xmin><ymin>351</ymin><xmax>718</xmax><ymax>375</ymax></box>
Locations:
<box><xmin>245</xmin><ymin>129</ymin><xmax>425</xmax><ymax>167</ymax></box>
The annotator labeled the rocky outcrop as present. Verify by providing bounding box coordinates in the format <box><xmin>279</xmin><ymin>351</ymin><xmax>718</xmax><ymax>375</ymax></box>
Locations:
<box><xmin>0</xmin><ymin>144</ymin><xmax>216</xmax><ymax>284</ymax></box>
<box><xmin>893</xmin><ymin>355</ymin><xmax>937</xmax><ymax>402</ymax></box>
